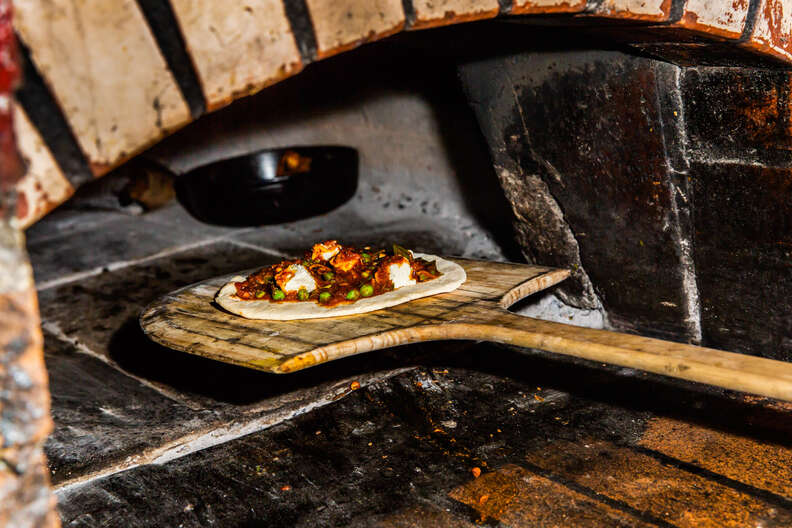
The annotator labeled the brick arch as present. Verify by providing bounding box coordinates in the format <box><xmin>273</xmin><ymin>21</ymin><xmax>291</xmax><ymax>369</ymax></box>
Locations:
<box><xmin>9</xmin><ymin>0</ymin><xmax>792</xmax><ymax>228</ymax></box>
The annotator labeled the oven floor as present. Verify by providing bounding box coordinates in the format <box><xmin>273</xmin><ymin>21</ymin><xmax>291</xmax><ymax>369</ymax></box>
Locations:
<box><xmin>30</xmin><ymin>204</ymin><xmax>792</xmax><ymax>527</ymax></box>
<box><xmin>51</xmin><ymin>354</ymin><xmax>792</xmax><ymax>528</ymax></box>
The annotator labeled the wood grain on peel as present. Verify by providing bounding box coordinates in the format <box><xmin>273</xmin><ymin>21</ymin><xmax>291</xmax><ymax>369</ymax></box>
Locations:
<box><xmin>304</xmin><ymin>0</ymin><xmax>405</xmax><ymax>59</ymax></box>
<box><xmin>142</xmin><ymin>258</ymin><xmax>792</xmax><ymax>401</ymax></box>
<box><xmin>170</xmin><ymin>0</ymin><xmax>303</xmax><ymax>111</ymax></box>
<box><xmin>409</xmin><ymin>0</ymin><xmax>499</xmax><ymax>30</ymax></box>
<box><xmin>12</xmin><ymin>104</ymin><xmax>73</xmax><ymax>229</ymax></box>
<box><xmin>13</xmin><ymin>0</ymin><xmax>190</xmax><ymax>171</ymax></box>
<box><xmin>525</xmin><ymin>440</ymin><xmax>792</xmax><ymax>528</ymax></box>
<box><xmin>450</xmin><ymin>464</ymin><xmax>653</xmax><ymax>526</ymax></box>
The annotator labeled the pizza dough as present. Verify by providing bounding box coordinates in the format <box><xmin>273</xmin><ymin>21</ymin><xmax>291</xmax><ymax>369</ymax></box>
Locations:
<box><xmin>215</xmin><ymin>253</ymin><xmax>466</xmax><ymax>320</ymax></box>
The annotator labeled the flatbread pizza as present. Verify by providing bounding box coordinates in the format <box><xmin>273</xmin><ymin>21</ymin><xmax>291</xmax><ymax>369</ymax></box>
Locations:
<box><xmin>215</xmin><ymin>241</ymin><xmax>466</xmax><ymax>320</ymax></box>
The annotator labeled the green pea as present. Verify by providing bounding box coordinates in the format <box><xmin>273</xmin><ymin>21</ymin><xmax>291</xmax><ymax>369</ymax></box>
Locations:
<box><xmin>271</xmin><ymin>289</ymin><xmax>285</xmax><ymax>301</ymax></box>
<box><xmin>322</xmin><ymin>271</ymin><xmax>334</xmax><ymax>281</ymax></box>
<box><xmin>319</xmin><ymin>291</ymin><xmax>332</xmax><ymax>303</ymax></box>
<box><xmin>255</xmin><ymin>291</ymin><xmax>266</xmax><ymax>299</ymax></box>
<box><xmin>361</xmin><ymin>270</ymin><xmax>370</xmax><ymax>278</ymax></box>
<box><xmin>346</xmin><ymin>289</ymin><xmax>359</xmax><ymax>300</ymax></box>
<box><xmin>360</xmin><ymin>284</ymin><xmax>374</xmax><ymax>297</ymax></box>
<box><xmin>361</xmin><ymin>252</ymin><xmax>370</xmax><ymax>262</ymax></box>
<box><xmin>297</xmin><ymin>288</ymin><xmax>309</xmax><ymax>301</ymax></box>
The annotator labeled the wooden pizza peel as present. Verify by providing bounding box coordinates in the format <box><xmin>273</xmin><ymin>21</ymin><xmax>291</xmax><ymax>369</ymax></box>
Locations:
<box><xmin>140</xmin><ymin>257</ymin><xmax>792</xmax><ymax>402</ymax></box>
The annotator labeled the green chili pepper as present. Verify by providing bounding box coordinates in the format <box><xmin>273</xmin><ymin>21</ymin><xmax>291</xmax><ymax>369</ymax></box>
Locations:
<box><xmin>346</xmin><ymin>289</ymin><xmax>359</xmax><ymax>300</ymax></box>
<box><xmin>360</xmin><ymin>284</ymin><xmax>374</xmax><ymax>297</ymax></box>
<box><xmin>297</xmin><ymin>288</ymin><xmax>309</xmax><ymax>301</ymax></box>
<box><xmin>255</xmin><ymin>290</ymin><xmax>266</xmax><ymax>299</ymax></box>
<box><xmin>319</xmin><ymin>291</ymin><xmax>331</xmax><ymax>303</ymax></box>
<box><xmin>393</xmin><ymin>244</ymin><xmax>413</xmax><ymax>261</ymax></box>
<box><xmin>271</xmin><ymin>289</ymin><xmax>285</xmax><ymax>301</ymax></box>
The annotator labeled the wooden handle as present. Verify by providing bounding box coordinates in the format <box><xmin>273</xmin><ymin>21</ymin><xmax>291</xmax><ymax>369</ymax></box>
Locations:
<box><xmin>460</xmin><ymin>311</ymin><xmax>792</xmax><ymax>401</ymax></box>
<box><xmin>280</xmin><ymin>310</ymin><xmax>792</xmax><ymax>400</ymax></box>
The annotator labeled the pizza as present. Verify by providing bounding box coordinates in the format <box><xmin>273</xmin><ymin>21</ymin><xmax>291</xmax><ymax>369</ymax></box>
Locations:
<box><xmin>215</xmin><ymin>240</ymin><xmax>466</xmax><ymax>320</ymax></box>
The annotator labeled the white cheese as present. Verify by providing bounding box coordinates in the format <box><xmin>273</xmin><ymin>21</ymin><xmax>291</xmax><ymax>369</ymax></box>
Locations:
<box><xmin>321</xmin><ymin>247</ymin><xmax>340</xmax><ymax>260</ymax></box>
<box><xmin>278</xmin><ymin>264</ymin><xmax>317</xmax><ymax>293</ymax></box>
<box><xmin>311</xmin><ymin>241</ymin><xmax>341</xmax><ymax>261</ymax></box>
<box><xmin>388</xmin><ymin>259</ymin><xmax>416</xmax><ymax>289</ymax></box>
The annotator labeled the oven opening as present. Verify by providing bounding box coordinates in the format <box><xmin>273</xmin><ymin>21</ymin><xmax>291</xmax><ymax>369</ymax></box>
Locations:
<box><xmin>4</xmin><ymin>5</ymin><xmax>792</xmax><ymax>527</ymax></box>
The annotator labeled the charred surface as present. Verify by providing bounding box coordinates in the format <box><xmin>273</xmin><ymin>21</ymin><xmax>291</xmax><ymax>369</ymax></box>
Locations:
<box><xmin>460</xmin><ymin>51</ymin><xmax>696</xmax><ymax>341</ymax></box>
<box><xmin>690</xmin><ymin>162</ymin><xmax>792</xmax><ymax>360</ymax></box>
<box><xmin>56</xmin><ymin>356</ymin><xmax>792</xmax><ymax>527</ymax></box>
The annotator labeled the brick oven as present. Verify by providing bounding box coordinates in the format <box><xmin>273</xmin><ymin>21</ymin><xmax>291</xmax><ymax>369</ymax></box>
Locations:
<box><xmin>4</xmin><ymin>1</ymin><xmax>792</xmax><ymax>526</ymax></box>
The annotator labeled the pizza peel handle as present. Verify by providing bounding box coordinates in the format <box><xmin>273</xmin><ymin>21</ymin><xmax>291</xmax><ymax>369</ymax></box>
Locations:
<box><xmin>140</xmin><ymin>257</ymin><xmax>792</xmax><ymax>402</ymax></box>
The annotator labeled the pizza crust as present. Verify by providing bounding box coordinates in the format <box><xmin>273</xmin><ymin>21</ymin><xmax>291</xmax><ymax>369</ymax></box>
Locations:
<box><xmin>215</xmin><ymin>253</ymin><xmax>466</xmax><ymax>320</ymax></box>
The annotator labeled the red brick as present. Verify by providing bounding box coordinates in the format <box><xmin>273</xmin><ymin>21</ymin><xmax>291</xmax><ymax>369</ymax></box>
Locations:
<box><xmin>589</xmin><ymin>0</ymin><xmax>673</xmax><ymax>22</ymax></box>
<box><xmin>0</xmin><ymin>220</ymin><xmax>57</xmax><ymax>525</ymax></box>
<box><xmin>675</xmin><ymin>0</ymin><xmax>751</xmax><ymax>40</ymax></box>
<box><xmin>525</xmin><ymin>440</ymin><xmax>792</xmax><ymax>527</ymax></box>
<box><xmin>640</xmin><ymin>415</ymin><xmax>792</xmax><ymax>499</ymax></box>
<box><xmin>742</xmin><ymin>0</ymin><xmax>792</xmax><ymax>62</ymax></box>
<box><xmin>450</xmin><ymin>464</ymin><xmax>652</xmax><ymax>526</ymax></box>
<box><xmin>305</xmin><ymin>0</ymin><xmax>405</xmax><ymax>59</ymax></box>
<box><xmin>12</xmin><ymin>103</ymin><xmax>74</xmax><ymax>229</ymax></box>
<box><xmin>511</xmin><ymin>0</ymin><xmax>588</xmax><ymax>15</ymax></box>
<box><xmin>410</xmin><ymin>0</ymin><xmax>499</xmax><ymax>30</ymax></box>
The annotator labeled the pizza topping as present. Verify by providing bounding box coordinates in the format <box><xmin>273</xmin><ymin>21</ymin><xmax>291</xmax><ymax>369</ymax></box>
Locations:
<box><xmin>311</xmin><ymin>240</ymin><xmax>341</xmax><ymax>262</ymax></box>
<box><xmin>384</xmin><ymin>256</ymin><xmax>416</xmax><ymax>289</ymax></box>
<box><xmin>275</xmin><ymin>263</ymin><xmax>317</xmax><ymax>294</ymax></box>
<box><xmin>330</xmin><ymin>247</ymin><xmax>363</xmax><ymax>273</ymax></box>
<box><xmin>233</xmin><ymin>241</ymin><xmax>443</xmax><ymax>306</ymax></box>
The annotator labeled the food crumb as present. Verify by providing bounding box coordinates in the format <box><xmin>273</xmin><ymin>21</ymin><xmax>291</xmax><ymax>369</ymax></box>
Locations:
<box><xmin>471</xmin><ymin>467</ymin><xmax>481</xmax><ymax>478</ymax></box>
<box><xmin>350</xmin><ymin>380</ymin><xmax>361</xmax><ymax>390</ymax></box>
<box><xmin>281</xmin><ymin>485</ymin><xmax>291</xmax><ymax>491</ymax></box>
